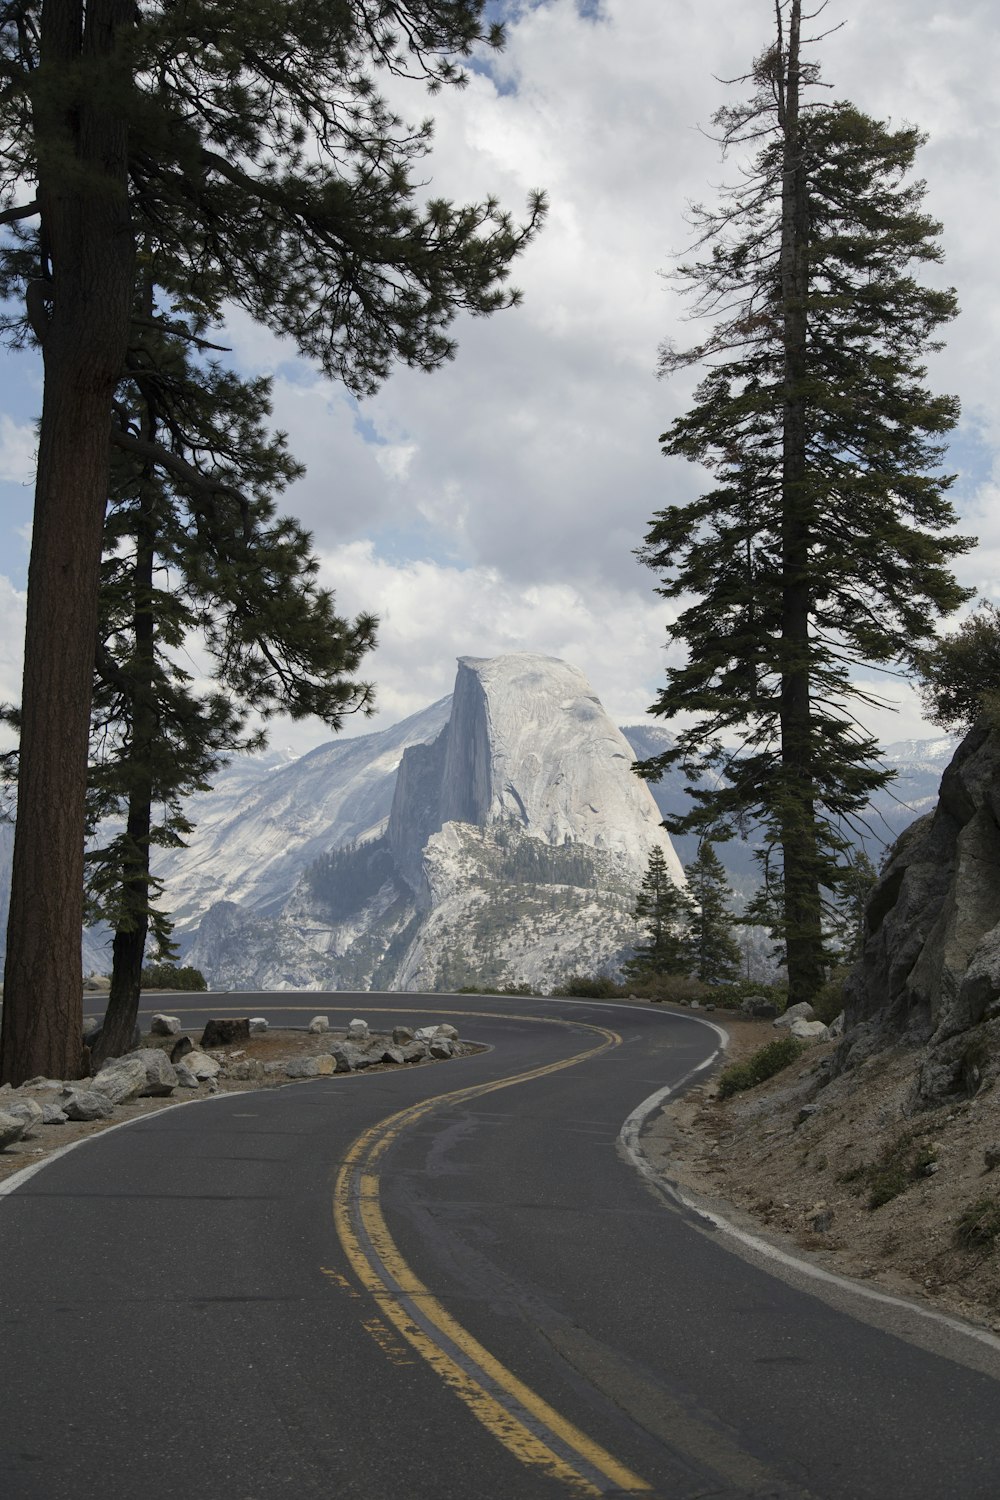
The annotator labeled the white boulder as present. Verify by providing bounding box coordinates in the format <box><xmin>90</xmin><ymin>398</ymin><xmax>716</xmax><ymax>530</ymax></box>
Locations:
<box><xmin>150</xmin><ymin>1013</ymin><xmax>182</xmax><ymax>1036</ymax></box>
<box><xmin>92</xmin><ymin>1055</ymin><xmax>148</xmax><ymax>1105</ymax></box>
<box><xmin>132</xmin><ymin>1048</ymin><xmax>178</xmax><ymax>1096</ymax></box>
<box><xmin>3</xmin><ymin>1098</ymin><xmax>43</xmax><ymax>1136</ymax></box>
<box><xmin>774</xmin><ymin>1002</ymin><xmax>816</xmax><ymax>1029</ymax></box>
<box><xmin>789</xmin><ymin>1018</ymin><xmax>830</xmax><ymax>1042</ymax></box>
<box><xmin>0</xmin><ymin>1110</ymin><xmax>26</xmax><ymax>1149</ymax></box>
<box><xmin>308</xmin><ymin>1015</ymin><xmax>330</xmax><ymax>1034</ymax></box>
<box><xmin>182</xmin><ymin>1050</ymin><xmax>221</xmax><ymax>1081</ymax></box>
<box><xmin>346</xmin><ymin>1018</ymin><xmax>369</xmax><ymax>1040</ymax></box>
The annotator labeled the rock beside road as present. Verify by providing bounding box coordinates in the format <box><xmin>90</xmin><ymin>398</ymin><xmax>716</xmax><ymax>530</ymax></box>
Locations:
<box><xmin>0</xmin><ymin>1019</ymin><xmax>478</xmax><ymax>1177</ymax></box>
<box><xmin>0</xmin><ymin>1110</ymin><xmax>27</xmax><ymax>1149</ymax></box>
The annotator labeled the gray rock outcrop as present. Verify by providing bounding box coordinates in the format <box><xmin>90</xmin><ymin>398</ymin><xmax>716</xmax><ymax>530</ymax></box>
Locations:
<box><xmin>845</xmin><ymin>722</ymin><xmax>1000</xmax><ymax>1046</ymax></box>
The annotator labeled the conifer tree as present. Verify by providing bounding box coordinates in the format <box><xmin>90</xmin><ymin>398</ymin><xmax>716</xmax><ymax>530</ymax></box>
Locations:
<box><xmin>826</xmin><ymin>851</ymin><xmax>877</xmax><ymax>964</ymax></box>
<box><xmin>683</xmin><ymin>841</ymin><xmax>741</xmax><ymax>983</ymax></box>
<box><xmin>0</xmin><ymin>1</ymin><xmax>544</xmax><ymax>1084</ymax></box>
<box><xmin>626</xmin><ymin>847</ymin><xmax>695</xmax><ymax>980</ymax></box>
<box><xmin>83</xmin><ymin>283</ymin><xmax>376</xmax><ymax>1066</ymax></box>
<box><xmin>914</xmin><ymin>602</ymin><xmax>1000</xmax><ymax>733</ymax></box>
<box><xmin>637</xmin><ymin>0</ymin><xmax>972</xmax><ymax>1007</ymax></box>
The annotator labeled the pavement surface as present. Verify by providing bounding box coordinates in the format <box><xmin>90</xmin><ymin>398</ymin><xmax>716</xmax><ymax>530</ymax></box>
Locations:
<box><xmin>4</xmin><ymin>992</ymin><xmax>1000</xmax><ymax>1499</ymax></box>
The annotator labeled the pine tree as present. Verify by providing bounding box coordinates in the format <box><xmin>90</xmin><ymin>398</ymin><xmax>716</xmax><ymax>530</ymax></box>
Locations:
<box><xmin>83</xmin><ymin>286</ymin><xmax>377</xmax><ymax>1066</ymax></box>
<box><xmin>914</xmin><ymin>602</ymin><xmax>1000</xmax><ymax>734</ymax></box>
<box><xmin>637</xmin><ymin>0</ymin><xmax>972</xmax><ymax>1008</ymax></box>
<box><xmin>626</xmin><ymin>847</ymin><xmax>695</xmax><ymax>980</ymax></box>
<box><xmin>826</xmin><ymin>852</ymin><xmax>877</xmax><ymax>964</ymax></box>
<box><xmin>0</xmin><ymin>2</ymin><xmax>545</xmax><ymax>1084</ymax></box>
<box><xmin>683</xmin><ymin>841</ymin><xmax>741</xmax><ymax>984</ymax></box>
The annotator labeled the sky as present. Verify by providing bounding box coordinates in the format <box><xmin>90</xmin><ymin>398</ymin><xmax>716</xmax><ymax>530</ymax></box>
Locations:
<box><xmin>1</xmin><ymin>0</ymin><xmax>999</xmax><ymax>757</ymax></box>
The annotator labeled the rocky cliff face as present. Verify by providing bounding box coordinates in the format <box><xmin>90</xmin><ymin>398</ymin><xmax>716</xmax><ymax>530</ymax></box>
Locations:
<box><xmin>154</xmin><ymin>696</ymin><xmax>451</xmax><ymax>930</ymax></box>
<box><xmin>842</xmin><ymin>722</ymin><xmax>1000</xmax><ymax>1104</ymax></box>
<box><xmin>187</xmin><ymin>654</ymin><xmax>684</xmax><ymax>992</ymax></box>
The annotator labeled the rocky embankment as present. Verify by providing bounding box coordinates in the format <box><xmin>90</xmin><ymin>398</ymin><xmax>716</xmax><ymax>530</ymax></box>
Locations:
<box><xmin>0</xmin><ymin>1012</ymin><xmax>474</xmax><ymax>1185</ymax></box>
<box><xmin>653</xmin><ymin>720</ymin><xmax>1000</xmax><ymax>1334</ymax></box>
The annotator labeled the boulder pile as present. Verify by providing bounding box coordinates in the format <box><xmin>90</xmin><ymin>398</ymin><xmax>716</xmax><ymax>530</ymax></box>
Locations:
<box><xmin>0</xmin><ymin>1017</ymin><xmax>466</xmax><ymax>1152</ymax></box>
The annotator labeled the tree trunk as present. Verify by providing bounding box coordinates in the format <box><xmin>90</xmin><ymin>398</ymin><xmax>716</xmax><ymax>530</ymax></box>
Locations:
<box><xmin>776</xmin><ymin>0</ymin><xmax>825</xmax><ymax>1007</ymax></box>
<box><xmin>91</xmin><ymin>499</ymin><xmax>156</xmax><ymax>1068</ymax></box>
<box><xmin>0</xmin><ymin>0</ymin><xmax>135</xmax><ymax>1086</ymax></box>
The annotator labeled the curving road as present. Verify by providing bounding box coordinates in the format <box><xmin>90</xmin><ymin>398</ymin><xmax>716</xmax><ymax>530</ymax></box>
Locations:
<box><xmin>3</xmin><ymin>992</ymin><xmax>1000</xmax><ymax>1499</ymax></box>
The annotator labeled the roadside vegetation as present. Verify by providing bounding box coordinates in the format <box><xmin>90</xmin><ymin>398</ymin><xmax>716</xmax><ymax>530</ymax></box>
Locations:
<box><xmin>139</xmin><ymin>962</ymin><xmax>207</xmax><ymax>993</ymax></box>
<box><xmin>716</xmin><ymin>1036</ymin><xmax>804</xmax><ymax>1099</ymax></box>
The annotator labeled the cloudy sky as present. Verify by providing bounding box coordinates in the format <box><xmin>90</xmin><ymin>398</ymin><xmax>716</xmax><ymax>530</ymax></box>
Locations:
<box><xmin>1</xmin><ymin>0</ymin><xmax>998</xmax><ymax>756</ymax></box>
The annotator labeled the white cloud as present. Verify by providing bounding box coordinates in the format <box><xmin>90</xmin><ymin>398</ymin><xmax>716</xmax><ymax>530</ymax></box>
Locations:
<box><xmin>0</xmin><ymin>574</ymin><xmax>25</xmax><ymax>707</ymax></box>
<box><xmin>310</xmin><ymin>539</ymin><xmax>671</xmax><ymax>741</ymax></box>
<box><xmin>3</xmin><ymin>0</ymin><xmax>995</xmax><ymax>767</ymax></box>
<box><xmin>0</xmin><ymin>415</ymin><xmax>36</xmax><ymax>485</ymax></box>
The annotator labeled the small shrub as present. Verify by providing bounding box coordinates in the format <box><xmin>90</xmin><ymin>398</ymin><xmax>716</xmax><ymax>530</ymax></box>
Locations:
<box><xmin>550</xmin><ymin>975</ymin><xmax>623</xmax><ymax>999</ymax></box>
<box><xmin>140</xmin><ymin>961</ymin><xmax>207</xmax><ymax>992</ymax></box>
<box><xmin>716</xmin><ymin>1035</ymin><xmax>805</xmax><ymax>1098</ymax></box>
<box><xmin>811</xmin><ymin>966</ymin><xmax>850</xmax><ymax>1025</ymax></box>
<box><xmin>955</xmin><ymin>1196</ymin><xmax>1000</xmax><ymax>1250</ymax></box>
<box><xmin>458</xmin><ymin>981</ymin><xmax>540</xmax><ymax>997</ymax></box>
<box><xmin>629</xmin><ymin>974</ymin><xmax>710</xmax><ymax>1005</ymax></box>
<box><xmin>838</xmin><ymin>1130</ymin><xmax>938</xmax><ymax>1210</ymax></box>
<box><xmin>709</xmin><ymin>978</ymin><xmax>789</xmax><ymax>1013</ymax></box>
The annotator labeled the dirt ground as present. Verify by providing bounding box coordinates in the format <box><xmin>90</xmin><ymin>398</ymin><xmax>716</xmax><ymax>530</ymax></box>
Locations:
<box><xmin>0</xmin><ymin>1025</ymin><xmax>475</xmax><ymax>1189</ymax></box>
<box><xmin>644</xmin><ymin>1013</ymin><xmax>1000</xmax><ymax>1334</ymax></box>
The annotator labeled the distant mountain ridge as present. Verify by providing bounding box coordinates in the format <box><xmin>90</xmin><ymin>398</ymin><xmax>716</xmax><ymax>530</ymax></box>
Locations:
<box><xmin>0</xmin><ymin>662</ymin><xmax>959</xmax><ymax>984</ymax></box>
<box><xmin>183</xmin><ymin>654</ymin><xmax>684</xmax><ymax>992</ymax></box>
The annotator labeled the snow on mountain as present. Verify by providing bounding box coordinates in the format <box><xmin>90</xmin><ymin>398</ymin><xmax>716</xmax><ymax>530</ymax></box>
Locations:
<box><xmin>154</xmin><ymin>695</ymin><xmax>452</xmax><ymax>931</ymax></box>
<box><xmin>0</xmin><ymin>661</ymin><xmax>963</xmax><ymax>986</ymax></box>
<box><xmin>186</xmin><ymin>654</ymin><xmax>683</xmax><ymax>992</ymax></box>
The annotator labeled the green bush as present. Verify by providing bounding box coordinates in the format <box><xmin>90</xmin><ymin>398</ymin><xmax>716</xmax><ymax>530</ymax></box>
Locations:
<box><xmin>550</xmin><ymin>975</ymin><xmax>623</xmax><ymax>999</ymax></box>
<box><xmin>955</xmin><ymin>1195</ymin><xmax>1000</xmax><ymax>1249</ymax></box>
<box><xmin>708</xmin><ymin>978</ymin><xmax>789</xmax><ymax>1013</ymax></box>
<box><xmin>837</xmin><ymin>1130</ymin><xmax>937</xmax><ymax>1210</ymax></box>
<box><xmin>627</xmin><ymin>973</ymin><xmax>710</xmax><ymax>1005</ymax></box>
<box><xmin>811</xmin><ymin>966</ymin><xmax>850</xmax><ymax>1025</ymax></box>
<box><xmin>457</xmin><ymin>982</ymin><xmax>539</xmax><ymax>997</ymax></box>
<box><xmin>140</xmin><ymin>962</ymin><xmax>207</xmax><ymax>992</ymax></box>
<box><xmin>716</xmin><ymin>1035</ymin><xmax>805</xmax><ymax>1098</ymax></box>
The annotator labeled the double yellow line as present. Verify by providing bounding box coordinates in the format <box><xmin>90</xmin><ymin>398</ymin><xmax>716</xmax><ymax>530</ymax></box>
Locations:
<box><xmin>331</xmin><ymin>1018</ymin><xmax>652</xmax><ymax>1496</ymax></box>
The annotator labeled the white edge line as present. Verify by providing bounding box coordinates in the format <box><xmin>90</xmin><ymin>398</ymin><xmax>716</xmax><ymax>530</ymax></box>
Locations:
<box><xmin>0</xmin><ymin>1088</ymin><xmax>250</xmax><ymax>1201</ymax></box>
<box><xmin>1</xmin><ymin>994</ymin><xmax>719</xmax><ymax>1201</ymax></box>
<box><xmin>615</xmin><ymin>1019</ymin><xmax>1000</xmax><ymax>1358</ymax></box>
<box><xmin>0</xmin><ymin>1041</ymin><xmax>488</xmax><ymax>1204</ymax></box>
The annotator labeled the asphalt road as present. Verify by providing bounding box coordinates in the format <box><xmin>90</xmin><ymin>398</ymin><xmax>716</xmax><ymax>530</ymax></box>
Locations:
<box><xmin>4</xmin><ymin>992</ymin><xmax>1000</xmax><ymax>1499</ymax></box>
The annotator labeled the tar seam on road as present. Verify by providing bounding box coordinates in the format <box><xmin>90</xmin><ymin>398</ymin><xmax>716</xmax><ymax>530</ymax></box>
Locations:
<box><xmin>331</xmin><ymin>1015</ymin><xmax>653</xmax><ymax>1497</ymax></box>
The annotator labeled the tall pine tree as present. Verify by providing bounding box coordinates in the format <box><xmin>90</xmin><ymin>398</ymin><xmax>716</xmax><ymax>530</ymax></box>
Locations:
<box><xmin>637</xmin><ymin>0</ymin><xmax>972</xmax><ymax>1006</ymax></box>
<box><xmin>626</xmin><ymin>847</ymin><xmax>695</xmax><ymax>980</ymax></box>
<box><xmin>0</xmin><ymin>2</ymin><xmax>544</xmax><ymax>1084</ymax></box>
<box><xmin>683</xmin><ymin>842</ymin><xmax>741</xmax><ymax>984</ymax></box>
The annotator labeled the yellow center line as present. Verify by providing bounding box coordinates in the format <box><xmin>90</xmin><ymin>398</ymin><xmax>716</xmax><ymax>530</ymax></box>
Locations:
<box><xmin>330</xmin><ymin>1016</ymin><xmax>653</xmax><ymax>1496</ymax></box>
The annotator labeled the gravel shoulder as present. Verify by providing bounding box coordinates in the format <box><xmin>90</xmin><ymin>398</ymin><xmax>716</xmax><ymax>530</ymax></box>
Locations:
<box><xmin>643</xmin><ymin>1012</ymin><xmax>1000</xmax><ymax>1335</ymax></box>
